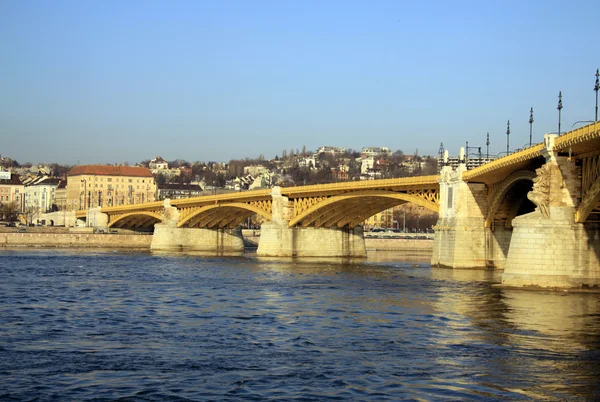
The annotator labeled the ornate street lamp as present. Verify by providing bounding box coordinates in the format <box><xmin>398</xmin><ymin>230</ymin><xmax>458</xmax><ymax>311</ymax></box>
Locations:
<box><xmin>506</xmin><ymin>120</ymin><xmax>511</xmax><ymax>155</ymax></box>
<box><xmin>486</xmin><ymin>132</ymin><xmax>490</xmax><ymax>160</ymax></box>
<box><xmin>595</xmin><ymin>69</ymin><xmax>599</xmax><ymax>122</ymax></box>
<box><xmin>529</xmin><ymin>107</ymin><xmax>534</xmax><ymax>146</ymax></box>
<box><xmin>80</xmin><ymin>179</ymin><xmax>87</xmax><ymax>210</ymax></box>
<box><xmin>557</xmin><ymin>91</ymin><xmax>563</xmax><ymax>136</ymax></box>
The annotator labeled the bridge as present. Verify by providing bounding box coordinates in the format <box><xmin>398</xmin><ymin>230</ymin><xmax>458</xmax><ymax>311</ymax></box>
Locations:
<box><xmin>78</xmin><ymin>122</ymin><xmax>600</xmax><ymax>289</ymax></box>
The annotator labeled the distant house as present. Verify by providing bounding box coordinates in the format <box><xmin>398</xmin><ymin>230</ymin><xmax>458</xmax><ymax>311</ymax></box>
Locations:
<box><xmin>0</xmin><ymin>172</ymin><xmax>25</xmax><ymax>212</ymax></box>
<box><xmin>156</xmin><ymin>183</ymin><xmax>203</xmax><ymax>200</ymax></box>
<box><xmin>148</xmin><ymin>156</ymin><xmax>181</xmax><ymax>179</ymax></box>
<box><xmin>361</xmin><ymin>147</ymin><xmax>391</xmax><ymax>158</ymax></box>
<box><xmin>298</xmin><ymin>157</ymin><xmax>317</xmax><ymax>170</ymax></box>
<box><xmin>316</xmin><ymin>146</ymin><xmax>346</xmax><ymax>156</ymax></box>
<box><xmin>67</xmin><ymin>165</ymin><xmax>156</xmax><ymax>210</ymax></box>
<box><xmin>149</xmin><ymin>156</ymin><xmax>169</xmax><ymax>170</ymax></box>
<box><xmin>243</xmin><ymin>165</ymin><xmax>268</xmax><ymax>176</ymax></box>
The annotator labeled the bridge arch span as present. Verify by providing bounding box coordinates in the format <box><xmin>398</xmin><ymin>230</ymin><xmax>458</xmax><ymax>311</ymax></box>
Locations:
<box><xmin>108</xmin><ymin>211</ymin><xmax>164</xmax><ymax>229</ymax></box>
<box><xmin>289</xmin><ymin>190</ymin><xmax>439</xmax><ymax>228</ymax></box>
<box><xmin>485</xmin><ymin>170</ymin><xmax>536</xmax><ymax>228</ymax></box>
<box><xmin>178</xmin><ymin>202</ymin><xmax>272</xmax><ymax>228</ymax></box>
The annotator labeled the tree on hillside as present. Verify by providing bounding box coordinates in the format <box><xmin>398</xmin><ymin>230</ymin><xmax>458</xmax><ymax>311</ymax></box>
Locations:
<box><xmin>155</xmin><ymin>173</ymin><xmax>167</xmax><ymax>186</ymax></box>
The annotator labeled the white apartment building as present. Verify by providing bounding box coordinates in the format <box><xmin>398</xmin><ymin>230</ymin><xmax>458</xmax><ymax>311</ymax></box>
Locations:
<box><xmin>25</xmin><ymin>177</ymin><xmax>61</xmax><ymax>213</ymax></box>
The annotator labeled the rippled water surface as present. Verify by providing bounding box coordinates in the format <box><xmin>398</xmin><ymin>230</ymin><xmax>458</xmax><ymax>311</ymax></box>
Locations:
<box><xmin>1</xmin><ymin>249</ymin><xmax>600</xmax><ymax>401</ymax></box>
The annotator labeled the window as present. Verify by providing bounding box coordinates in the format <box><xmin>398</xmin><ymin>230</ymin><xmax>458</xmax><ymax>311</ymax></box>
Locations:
<box><xmin>108</xmin><ymin>178</ymin><xmax>112</xmax><ymax>182</ymax></box>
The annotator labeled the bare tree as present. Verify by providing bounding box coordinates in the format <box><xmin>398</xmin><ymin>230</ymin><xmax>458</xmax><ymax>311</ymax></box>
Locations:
<box><xmin>0</xmin><ymin>202</ymin><xmax>18</xmax><ymax>222</ymax></box>
<box><xmin>24</xmin><ymin>206</ymin><xmax>40</xmax><ymax>225</ymax></box>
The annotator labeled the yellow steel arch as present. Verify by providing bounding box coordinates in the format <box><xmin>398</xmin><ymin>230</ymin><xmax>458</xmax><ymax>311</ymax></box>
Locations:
<box><xmin>288</xmin><ymin>190</ymin><xmax>438</xmax><ymax>227</ymax></box>
<box><xmin>484</xmin><ymin>170</ymin><xmax>535</xmax><ymax>228</ymax></box>
<box><xmin>177</xmin><ymin>202</ymin><xmax>272</xmax><ymax>228</ymax></box>
<box><xmin>108</xmin><ymin>211</ymin><xmax>164</xmax><ymax>228</ymax></box>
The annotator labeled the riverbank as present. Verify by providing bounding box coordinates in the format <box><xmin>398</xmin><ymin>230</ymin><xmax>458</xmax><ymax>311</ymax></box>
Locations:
<box><xmin>0</xmin><ymin>232</ymin><xmax>152</xmax><ymax>248</ymax></box>
<box><xmin>0</xmin><ymin>231</ymin><xmax>433</xmax><ymax>252</ymax></box>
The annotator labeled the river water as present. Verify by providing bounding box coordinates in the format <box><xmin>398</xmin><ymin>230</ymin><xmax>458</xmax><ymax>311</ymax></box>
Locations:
<box><xmin>1</xmin><ymin>249</ymin><xmax>599</xmax><ymax>401</ymax></box>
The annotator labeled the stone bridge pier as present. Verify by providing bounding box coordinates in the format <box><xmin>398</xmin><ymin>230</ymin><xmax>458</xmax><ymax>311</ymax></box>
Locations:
<box><xmin>502</xmin><ymin>136</ymin><xmax>600</xmax><ymax>288</ymax></box>
<box><xmin>150</xmin><ymin>200</ymin><xmax>245</xmax><ymax>254</ymax></box>
<box><xmin>257</xmin><ymin>187</ymin><xmax>366</xmax><ymax>258</ymax></box>
<box><xmin>433</xmin><ymin>136</ymin><xmax>600</xmax><ymax>289</ymax></box>
<box><xmin>431</xmin><ymin>157</ymin><xmax>490</xmax><ymax>268</ymax></box>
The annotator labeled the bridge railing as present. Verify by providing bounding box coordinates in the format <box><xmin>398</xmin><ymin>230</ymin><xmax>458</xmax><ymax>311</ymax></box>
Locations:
<box><xmin>555</xmin><ymin>121</ymin><xmax>600</xmax><ymax>149</ymax></box>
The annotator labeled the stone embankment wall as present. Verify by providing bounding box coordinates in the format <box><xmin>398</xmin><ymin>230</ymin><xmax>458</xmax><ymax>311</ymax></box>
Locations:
<box><xmin>0</xmin><ymin>229</ymin><xmax>434</xmax><ymax>253</ymax></box>
<box><xmin>365</xmin><ymin>238</ymin><xmax>433</xmax><ymax>252</ymax></box>
<box><xmin>0</xmin><ymin>233</ymin><xmax>152</xmax><ymax>248</ymax></box>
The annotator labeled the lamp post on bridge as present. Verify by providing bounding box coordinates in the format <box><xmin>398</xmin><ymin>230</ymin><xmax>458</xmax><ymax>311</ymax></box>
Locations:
<box><xmin>595</xmin><ymin>69</ymin><xmax>599</xmax><ymax>122</ymax></box>
<box><xmin>465</xmin><ymin>141</ymin><xmax>482</xmax><ymax>169</ymax></box>
<box><xmin>80</xmin><ymin>179</ymin><xmax>87</xmax><ymax>210</ymax></box>
<box><xmin>557</xmin><ymin>91</ymin><xmax>563</xmax><ymax>136</ymax></box>
<box><xmin>506</xmin><ymin>120</ymin><xmax>510</xmax><ymax>155</ymax></box>
<box><xmin>486</xmin><ymin>132</ymin><xmax>490</xmax><ymax>160</ymax></box>
<box><xmin>529</xmin><ymin>107</ymin><xmax>534</xmax><ymax>147</ymax></box>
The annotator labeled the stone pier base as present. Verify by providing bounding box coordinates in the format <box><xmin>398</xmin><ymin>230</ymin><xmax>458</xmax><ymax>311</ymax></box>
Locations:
<box><xmin>502</xmin><ymin>211</ymin><xmax>600</xmax><ymax>288</ymax></box>
<box><xmin>151</xmin><ymin>224</ymin><xmax>245</xmax><ymax>254</ymax></box>
<box><xmin>257</xmin><ymin>222</ymin><xmax>367</xmax><ymax>258</ymax></box>
<box><xmin>431</xmin><ymin>217</ymin><xmax>487</xmax><ymax>269</ymax></box>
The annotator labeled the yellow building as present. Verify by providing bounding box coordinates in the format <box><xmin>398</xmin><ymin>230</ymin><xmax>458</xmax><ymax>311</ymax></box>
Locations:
<box><xmin>364</xmin><ymin>207</ymin><xmax>395</xmax><ymax>230</ymax></box>
<box><xmin>67</xmin><ymin>165</ymin><xmax>156</xmax><ymax>211</ymax></box>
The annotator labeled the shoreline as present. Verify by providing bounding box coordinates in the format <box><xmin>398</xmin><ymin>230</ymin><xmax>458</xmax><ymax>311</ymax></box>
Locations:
<box><xmin>0</xmin><ymin>231</ymin><xmax>433</xmax><ymax>252</ymax></box>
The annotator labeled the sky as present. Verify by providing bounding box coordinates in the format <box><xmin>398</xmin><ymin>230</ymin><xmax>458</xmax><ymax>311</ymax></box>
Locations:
<box><xmin>1</xmin><ymin>0</ymin><xmax>598</xmax><ymax>165</ymax></box>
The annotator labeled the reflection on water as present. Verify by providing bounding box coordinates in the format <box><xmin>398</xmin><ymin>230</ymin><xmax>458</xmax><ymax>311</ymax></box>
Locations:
<box><xmin>0</xmin><ymin>249</ymin><xmax>599</xmax><ymax>400</ymax></box>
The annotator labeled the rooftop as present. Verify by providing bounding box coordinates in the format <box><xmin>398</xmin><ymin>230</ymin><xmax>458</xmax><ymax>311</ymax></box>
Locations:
<box><xmin>0</xmin><ymin>174</ymin><xmax>23</xmax><ymax>186</ymax></box>
<box><xmin>69</xmin><ymin>165</ymin><xmax>153</xmax><ymax>178</ymax></box>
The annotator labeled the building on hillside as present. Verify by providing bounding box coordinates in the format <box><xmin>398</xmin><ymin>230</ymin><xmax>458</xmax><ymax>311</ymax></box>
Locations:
<box><xmin>156</xmin><ymin>183</ymin><xmax>203</xmax><ymax>200</ymax></box>
<box><xmin>243</xmin><ymin>165</ymin><xmax>268</xmax><ymax>176</ymax></box>
<box><xmin>25</xmin><ymin>177</ymin><xmax>61</xmax><ymax>213</ymax></box>
<box><xmin>298</xmin><ymin>157</ymin><xmax>317</xmax><ymax>170</ymax></box>
<box><xmin>316</xmin><ymin>146</ymin><xmax>346</xmax><ymax>156</ymax></box>
<box><xmin>67</xmin><ymin>165</ymin><xmax>156</xmax><ymax>210</ymax></box>
<box><xmin>0</xmin><ymin>172</ymin><xmax>25</xmax><ymax>212</ymax></box>
<box><xmin>403</xmin><ymin>160</ymin><xmax>427</xmax><ymax>173</ymax></box>
<box><xmin>248</xmin><ymin>172</ymin><xmax>276</xmax><ymax>190</ymax></box>
<box><xmin>361</xmin><ymin>147</ymin><xmax>391</xmax><ymax>158</ymax></box>
<box><xmin>331</xmin><ymin>165</ymin><xmax>349</xmax><ymax>181</ymax></box>
<box><xmin>148</xmin><ymin>156</ymin><xmax>181</xmax><ymax>179</ymax></box>
<box><xmin>149</xmin><ymin>156</ymin><xmax>169</xmax><ymax>170</ymax></box>
<box><xmin>360</xmin><ymin>157</ymin><xmax>375</xmax><ymax>174</ymax></box>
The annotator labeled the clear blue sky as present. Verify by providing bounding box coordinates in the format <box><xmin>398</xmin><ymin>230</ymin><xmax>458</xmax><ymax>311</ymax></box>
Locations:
<box><xmin>1</xmin><ymin>0</ymin><xmax>598</xmax><ymax>165</ymax></box>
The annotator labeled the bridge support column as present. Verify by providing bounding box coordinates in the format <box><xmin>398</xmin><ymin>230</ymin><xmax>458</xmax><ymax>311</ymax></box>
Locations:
<box><xmin>432</xmin><ymin>158</ymin><xmax>489</xmax><ymax>268</ymax></box>
<box><xmin>257</xmin><ymin>187</ymin><xmax>366</xmax><ymax>257</ymax></box>
<box><xmin>151</xmin><ymin>226</ymin><xmax>245</xmax><ymax>254</ymax></box>
<box><xmin>87</xmin><ymin>207</ymin><xmax>108</xmax><ymax>230</ymax></box>
<box><xmin>502</xmin><ymin>135</ymin><xmax>600</xmax><ymax>288</ymax></box>
<box><xmin>150</xmin><ymin>199</ymin><xmax>245</xmax><ymax>255</ymax></box>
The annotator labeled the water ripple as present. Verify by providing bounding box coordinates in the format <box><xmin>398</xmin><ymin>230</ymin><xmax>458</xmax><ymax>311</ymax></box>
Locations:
<box><xmin>0</xmin><ymin>250</ymin><xmax>599</xmax><ymax>400</ymax></box>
